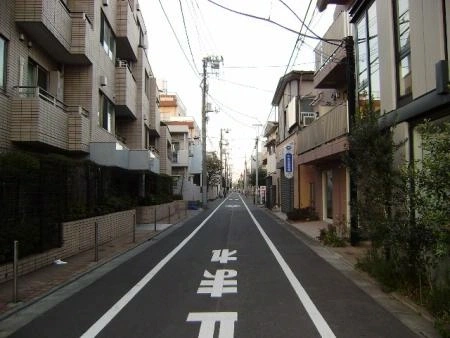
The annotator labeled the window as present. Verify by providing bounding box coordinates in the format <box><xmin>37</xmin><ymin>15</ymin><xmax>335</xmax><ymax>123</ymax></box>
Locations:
<box><xmin>394</xmin><ymin>0</ymin><xmax>412</xmax><ymax>101</ymax></box>
<box><xmin>98</xmin><ymin>92</ymin><xmax>115</xmax><ymax>133</ymax></box>
<box><xmin>0</xmin><ymin>36</ymin><xmax>6</xmax><ymax>89</ymax></box>
<box><xmin>26</xmin><ymin>59</ymin><xmax>48</xmax><ymax>96</ymax></box>
<box><xmin>355</xmin><ymin>1</ymin><xmax>380</xmax><ymax>114</ymax></box>
<box><xmin>100</xmin><ymin>12</ymin><xmax>116</xmax><ymax>60</ymax></box>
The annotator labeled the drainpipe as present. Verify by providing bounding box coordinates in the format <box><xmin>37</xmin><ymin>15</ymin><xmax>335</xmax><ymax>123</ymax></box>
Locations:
<box><xmin>344</xmin><ymin>36</ymin><xmax>359</xmax><ymax>245</ymax></box>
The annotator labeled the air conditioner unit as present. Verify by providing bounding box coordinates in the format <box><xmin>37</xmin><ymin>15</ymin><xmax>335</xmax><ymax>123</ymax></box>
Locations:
<box><xmin>100</xmin><ymin>75</ymin><xmax>108</xmax><ymax>87</ymax></box>
<box><xmin>102</xmin><ymin>0</ymin><xmax>109</xmax><ymax>6</ymax></box>
<box><xmin>301</xmin><ymin>112</ymin><xmax>316</xmax><ymax>126</ymax></box>
<box><xmin>116</xmin><ymin>59</ymin><xmax>128</xmax><ymax>68</ymax></box>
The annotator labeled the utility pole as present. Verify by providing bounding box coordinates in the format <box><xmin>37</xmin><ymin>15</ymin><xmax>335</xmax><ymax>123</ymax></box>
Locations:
<box><xmin>252</xmin><ymin>123</ymin><xmax>262</xmax><ymax>204</ymax></box>
<box><xmin>201</xmin><ymin>55</ymin><xmax>223</xmax><ymax>208</ymax></box>
<box><xmin>244</xmin><ymin>156</ymin><xmax>247</xmax><ymax>195</ymax></box>
<box><xmin>219</xmin><ymin>128</ymin><xmax>229</xmax><ymax>197</ymax></box>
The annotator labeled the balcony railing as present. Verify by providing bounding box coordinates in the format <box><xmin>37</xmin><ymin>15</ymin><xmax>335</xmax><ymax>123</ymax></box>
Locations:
<box><xmin>15</xmin><ymin>0</ymin><xmax>93</xmax><ymax>64</ymax></box>
<box><xmin>11</xmin><ymin>86</ymin><xmax>90</xmax><ymax>152</ymax></box>
<box><xmin>313</xmin><ymin>10</ymin><xmax>348</xmax><ymax>88</ymax></box>
<box><xmin>298</xmin><ymin>103</ymin><xmax>348</xmax><ymax>154</ymax></box>
<box><xmin>115</xmin><ymin>61</ymin><xmax>137</xmax><ymax>119</ymax></box>
<box><xmin>116</xmin><ymin>0</ymin><xmax>139</xmax><ymax>61</ymax></box>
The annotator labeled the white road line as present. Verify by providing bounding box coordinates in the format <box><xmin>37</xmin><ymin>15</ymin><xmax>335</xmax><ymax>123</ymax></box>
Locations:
<box><xmin>80</xmin><ymin>199</ymin><xmax>228</xmax><ymax>338</ymax></box>
<box><xmin>240</xmin><ymin>197</ymin><xmax>336</xmax><ymax>338</ymax></box>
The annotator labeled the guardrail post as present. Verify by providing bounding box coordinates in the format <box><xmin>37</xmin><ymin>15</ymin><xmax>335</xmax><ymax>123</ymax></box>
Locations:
<box><xmin>154</xmin><ymin>208</ymin><xmax>157</xmax><ymax>232</ymax></box>
<box><xmin>133</xmin><ymin>213</ymin><xmax>136</xmax><ymax>243</ymax></box>
<box><xmin>94</xmin><ymin>222</ymin><xmax>99</xmax><ymax>262</ymax></box>
<box><xmin>13</xmin><ymin>240</ymin><xmax>19</xmax><ymax>303</ymax></box>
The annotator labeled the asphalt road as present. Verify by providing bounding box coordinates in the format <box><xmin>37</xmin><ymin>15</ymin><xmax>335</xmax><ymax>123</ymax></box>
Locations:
<box><xmin>4</xmin><ymin>193</ymin><xmax>418</xmax><ymax>337</ymax></box>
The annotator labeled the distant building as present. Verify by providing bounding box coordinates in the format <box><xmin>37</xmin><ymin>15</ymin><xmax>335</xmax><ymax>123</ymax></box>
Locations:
<box><xmin>159</xmin><ymin>93</ymin><xmax>203</xmax><ymax>200</ymax></box>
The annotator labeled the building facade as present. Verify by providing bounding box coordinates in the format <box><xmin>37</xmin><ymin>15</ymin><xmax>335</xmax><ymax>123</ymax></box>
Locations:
<box><xmin>271</xmin><ymin>71</ymin><xmax>315</xmax><ymax>214</ymax></box>
<box><xmin>0</xmin><ymin>0</ymin><xmax>160</xmax><ymax>175</ymax></box>
<box><xmin>313</xmin><ymin>0</ymin><xmax>450</xmax><ymax>230</ymax></box>
<box><xmin>159</xmin><ymin>93</ymin><xmax>203</xmax><ymax>200</ymax></box>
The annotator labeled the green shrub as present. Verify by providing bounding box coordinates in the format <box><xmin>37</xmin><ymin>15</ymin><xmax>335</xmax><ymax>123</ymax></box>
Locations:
<box><xmin>318</xmin><ymin>224</ymin><xmax>347</xmax><ymax>247</ymax></box>
<box><xmin>286</xmin><ymin>207</ymin><xmax>319</xmax><ymax>221</ymax></box>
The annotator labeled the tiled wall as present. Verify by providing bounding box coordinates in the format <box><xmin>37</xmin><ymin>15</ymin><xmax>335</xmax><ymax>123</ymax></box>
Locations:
<box><xmin>0</xmin><ymin>209</ymin><xmax>135</xmax><ymax>284</ymax></box>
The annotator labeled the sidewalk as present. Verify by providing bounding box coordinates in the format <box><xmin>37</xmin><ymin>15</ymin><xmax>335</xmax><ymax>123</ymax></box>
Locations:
<box><xmin>269</xmin><ymin>207</ymin><xmax>439</xmax><ymax>338</ymax></box>
<box><xmin>0</xmin><ymin>209</ymin><xmax>199</xmax><ymax>319</ymax></box>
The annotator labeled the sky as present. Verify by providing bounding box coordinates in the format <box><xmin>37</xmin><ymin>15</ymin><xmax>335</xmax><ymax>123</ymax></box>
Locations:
<box><xmin>139</xmin><ymin>0</ymin><xmax>335</xmax><ymax>180</ymax></box>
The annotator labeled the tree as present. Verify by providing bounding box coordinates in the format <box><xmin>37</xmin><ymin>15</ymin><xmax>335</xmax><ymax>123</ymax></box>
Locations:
<box><xmin>206</xmin><ymin>153</ymin><xmax>221</xmax><ymax>188</ymax></box>
<box><xmin>249</xmin><ymin>167</ymin><xmax>267</xmax><ymax>187</ymax></box>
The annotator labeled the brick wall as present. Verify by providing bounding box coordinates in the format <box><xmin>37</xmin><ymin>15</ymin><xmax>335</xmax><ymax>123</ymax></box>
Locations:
<box><xmin>0</xmin><ymin>209</ymin><xmax>135</xmax><ymax>284</ymax></box>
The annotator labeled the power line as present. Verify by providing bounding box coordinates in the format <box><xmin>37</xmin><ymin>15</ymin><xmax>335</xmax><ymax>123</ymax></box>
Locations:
<box><xmin>158</xmin><ymin>0</ymin><xmax>200</xmax><ymax>79</ymax></box>
<box><xmin>291</xmin><ymin>7</ymin><xmax>318</xmax><ymax>68</ymax></box>
<box><xmin>222</xmin><ymin>62</ymin><xmax>316</xmax><ymax>69</ymax></box>
<box><xmin>206</xmin><ymin>0</ymin><xmax>342</xmax><ymax>43</ymax></box>
<box><xmin>278</xmin><ymin>0</ymin><xmax>340</xmax><ymax>46</ymax></box>
<box><xmin>284</xmin><ymin>0</ymin><xmax>314</xmax><ymax>74</ymax></box>
<box><xmin>179</xmin><ymin>0</ymin><xmax>199</xmax><ymax>73</ymax></box>
<box><xmin>207</xmin><ymin>93</ymin><xmax>262</xmax><ymax>122</ymax></box>
<box><xmin>216</xmin><ymin>78</ymin><xmax>273</xmax><ymax>93</ymax></box>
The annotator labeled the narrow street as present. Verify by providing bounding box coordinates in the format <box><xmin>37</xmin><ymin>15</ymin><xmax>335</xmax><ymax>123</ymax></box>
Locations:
<box><xmin>4</xmin><ymin>194</ymin><xmax>419</xmax><ymax>337</ymax></box>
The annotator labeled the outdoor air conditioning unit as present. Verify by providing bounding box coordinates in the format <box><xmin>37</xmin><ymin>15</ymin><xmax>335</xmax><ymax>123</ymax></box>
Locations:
<box><xmin>100</xmin><ymin>75</ymin><xmax>108</xmax><ymax>87</ymax></box>
<box><xmin>301</xmin><ymin>112</ymin><xmax>316</xmax><ymax>126</ymax></box>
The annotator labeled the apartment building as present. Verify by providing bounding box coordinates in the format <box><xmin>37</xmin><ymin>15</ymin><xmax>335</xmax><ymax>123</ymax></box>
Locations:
<box><xmin>0</xmin><ymin>0</ymin><xmax>160</xmax><ymax>175</ymax></box>
<box><xmin>263</xmin><ymin>121</ymin><xmax>278</xmax><ymax>208</ymax></box>
<box><xmin>292</xmin><ymin>6</ymin><xmax>353</xmax><ymax>224</ymax></box>
<box><xmin>311</xmin><ymin>0</ymin><xmax>450</xmax><ymax>227</ymax></box>
<box><xmin>159</xmin><ymin>93</ymin><xmax>203</xmax><ymax>200</ymax></box>
<box><xmin>272</xmin><ymin>71</ymin><xmax>315</xmax><ymax>213</ymax></box>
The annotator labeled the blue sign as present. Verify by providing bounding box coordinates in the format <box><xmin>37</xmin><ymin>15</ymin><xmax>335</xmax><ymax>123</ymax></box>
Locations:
<box><xmin>284</xmin><ymin>143</ymin><xmax>294</xmax><ymax>179</ymax></box>
<box><xmin>285</xmin><ymin>153</ymin><xmax>293</xmax><ymax>172</ymax></box>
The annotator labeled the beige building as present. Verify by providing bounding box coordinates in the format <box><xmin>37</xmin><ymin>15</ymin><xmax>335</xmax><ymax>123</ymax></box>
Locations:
<box><xmin>159</xmin><ymin>93</ymin><xmax>203</xmax><ymax>200</ymax></box>
<box><xmin>271</xmin><ymin>71</ymin><xmax>315</xmax><ymax>214</ymax></box>
<box><xmin>0</xmin><ymin>0</ymin><xmax>160</xmax><ymax>174</ymax></box>
<box><xmin>315</xmin><ymin>0</ymin><xmax>450</xmax><ymax>228</ymax></box>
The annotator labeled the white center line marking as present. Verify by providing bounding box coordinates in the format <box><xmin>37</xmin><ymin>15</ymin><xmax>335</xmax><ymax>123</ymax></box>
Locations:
<box><xmin>80</xmin><ymin>199</ymin><xmax>228</xmax><ymax>338</ymax></box>
<box><xmin>240</xmin><ymin>196</ymin><xmax>336</xmax><ymax>338</ymax></box>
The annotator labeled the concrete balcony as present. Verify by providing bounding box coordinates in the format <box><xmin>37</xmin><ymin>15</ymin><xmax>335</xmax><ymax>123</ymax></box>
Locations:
<box><xmin>172</xmin><ymin>149</ymin><xmax>189</xmax><ymax>167</ymax></box>
<box><xmin>313</xmin><ymin>11</ymin><xmax>348</xmax><ymax>89</ymax></box>
<box><xmin>115</xmin><ymin>62</ymin><xmax>137</xmax><ymax>119</ymax></box>
<box><xmin>10</xmin><ymin>86</ymin><xmax>90</xmax><ymax>152</ymax></box>
<box><xmin>148</xmin><ymin>76</ymin><xmax>161</xmax><ymax>136</ymax></box>
<box><xmin>15</xmin><ymin>0</ymin><xmax>93</xmax><ymax>64</ymax></box>
<box><xmin>89</xmin><ymin>142</ymin><xmax>160</xmax><ymax>173</ymax></box>
<box><xmin>116</xmin><ymin>0</ymin><xmax>139</xmax><ymax>61</ymax></box>
<box><xmin>298</xmin><ymin>103</ymin><xmax>348</xmax><ymax>163</ymax></box>
<box><xmin>130</xmin><ymin>148</ymin><xmax>160</xmax><ymax>173</ymax></box>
